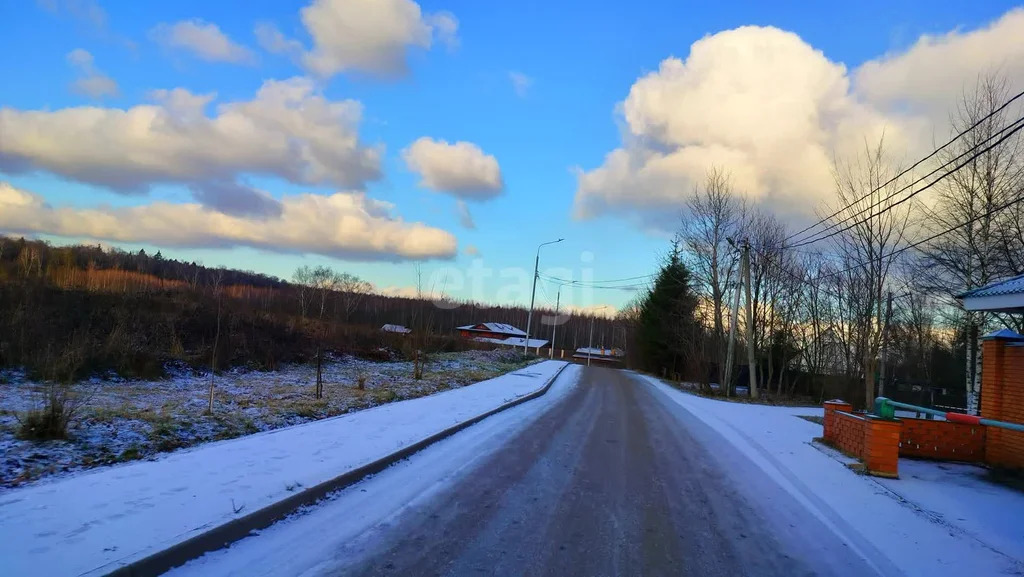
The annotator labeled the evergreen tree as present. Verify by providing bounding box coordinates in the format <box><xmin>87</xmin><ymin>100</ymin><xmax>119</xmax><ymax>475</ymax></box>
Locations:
<box><xmin>638</xmin><ymin>241</ymin><xmax>698</xmax><ymax>375</ymax></box>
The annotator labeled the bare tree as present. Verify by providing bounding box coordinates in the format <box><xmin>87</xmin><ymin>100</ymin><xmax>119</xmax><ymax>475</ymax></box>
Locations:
<box><xmin>293</xmin><ymin>265</ymin><xmax>344</xmax><ymax>399</ymax></box>
<box><xmin>918</xmin><ymin>74</ymin><xmax>1024</xmax><ymax>298</ymax></box>
<box><xmin>294</xmin><ymin>265</ymin><xmax>313</xmax><ymax>319</ymax></box>
<box><xmin>746</xmin><ymin>211</ymin><xmax>792</xmax><ymax>392</ymax></box>
<box><xmin>335</xmin><ymin>272</ymin><xmax>373</xmax><ymax>324</ymax></box>
<box><xmin>828</xmin><ymin>135</ymin><xmax>914</xmax><ymax>408</ymax></box>
<box><xmin>914</xmin><ymin>74</ymin><xmax>1024</xmax><ymax>410</ymax></box>
<box><xmin>679</xmin><ymin>167</ymin><xmax>743</xmax><ymax>382</ymax></box>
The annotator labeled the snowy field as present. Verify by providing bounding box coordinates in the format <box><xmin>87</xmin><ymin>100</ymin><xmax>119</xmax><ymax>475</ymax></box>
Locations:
<box><xmin>0</xmin><ymin>360</ymin><xmax>569</xmax><ymax>577</ymax></box>
<box><xmin>0</xmin><ymin>349</ymin><xmax>534</xmax><ymax>488</ymax></box>
<box><xmin>644</xmin><ymin>375</ymin><xmax>1024</xmax><ymax>576</ymax></box>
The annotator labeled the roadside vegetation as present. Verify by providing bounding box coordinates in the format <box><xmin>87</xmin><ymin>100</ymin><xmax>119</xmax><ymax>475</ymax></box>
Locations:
<box><xmin>0</xmin><ymin>349</ymin><xmax>533</xmax><ymax>487</ymax></box>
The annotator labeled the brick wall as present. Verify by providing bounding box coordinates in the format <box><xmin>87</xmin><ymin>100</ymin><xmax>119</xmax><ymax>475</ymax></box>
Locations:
<box><xmin>899</xmin><ymin>418</ymin><xmax>986</xmax><ymax>462</ymax></box>
<box><xmin>822</xmin><ymin>401</ymin><xmax>899</xmax><ymax>477</ymax></box>
<box><xmin>823</xmin><ymin>400</ymin><xmax>852</xmax><ymax>443</ymax></box>
<box><xmin>982</xmin><ymin>339</ymin><xmax>1024</xmax><ymax>469</ymax></box>
<box><xmin>822</xmin><ymin>337</ymin><xmax>1024</xmax><ymax>474</ymax></box>
<box><xmin>831</xmin><ymin>411</ymin><xmax>867</xmax><ymax>458</ymax></box>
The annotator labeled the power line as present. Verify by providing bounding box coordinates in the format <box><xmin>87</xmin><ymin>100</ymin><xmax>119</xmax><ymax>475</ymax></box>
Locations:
<box><xmin>539</xmin><ymin>272</ymin><xmax>657</xmax><ymax>286</ymax></box>
<box><xmin>784</xmin><ymin>88</ymin><xmax>1024</xmax><ymax>245</ymax></box>
<box><xmin>538</xmin><ymin>274</ymin><xmax>655</xmax><ymax>290</ymax></box>
<box><xmin>757</xmin><ymin>191</ymin><xmax>1024</xmax><ymax>291</ymax></box>
<box><xmin>788</xmin><ymin>116</ymin><xmax>1024</xmax><ymax>249</ymax></box>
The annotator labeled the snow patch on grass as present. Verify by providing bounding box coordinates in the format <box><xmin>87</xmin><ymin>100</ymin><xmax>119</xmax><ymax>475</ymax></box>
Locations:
<box><xmin>0</xmin><ymin>350</ymin><xmax>535</xmax><ymax>488</ymax></box>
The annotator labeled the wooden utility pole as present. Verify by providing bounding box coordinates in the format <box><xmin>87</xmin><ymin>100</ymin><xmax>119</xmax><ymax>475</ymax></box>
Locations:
<box><xmin>878</xmin><ymin>290</ymin><xmax>893</xmax><ymax>397</ymax></box>
<box><xmin>724</xmin><ymin>275</ymin><xmax>741</xmax><ymax>398</ymax></box>
<box><xmin>742</xmin><ymin>240</ymin><xmax>758</xmax><ymax>399</ymax></box>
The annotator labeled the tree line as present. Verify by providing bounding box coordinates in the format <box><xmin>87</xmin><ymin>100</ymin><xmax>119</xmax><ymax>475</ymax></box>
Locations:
<box><xmin>626</xmin><ymin>74</ymin><xmax>1023</xmax><ymax>409</ymax></box>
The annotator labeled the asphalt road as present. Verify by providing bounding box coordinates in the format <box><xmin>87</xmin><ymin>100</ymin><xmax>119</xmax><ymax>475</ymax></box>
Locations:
<box><xmin>325</xmin><ymin>367</ymin><xmax>876</xmax><ymax>577</ymax></box>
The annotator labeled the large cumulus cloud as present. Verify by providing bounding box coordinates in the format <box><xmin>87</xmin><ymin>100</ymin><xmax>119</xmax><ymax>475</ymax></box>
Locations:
<box><xmin>574</xmin><ymin>11</ymin><xmax>1024</xmax><ymax>230</ymax></box>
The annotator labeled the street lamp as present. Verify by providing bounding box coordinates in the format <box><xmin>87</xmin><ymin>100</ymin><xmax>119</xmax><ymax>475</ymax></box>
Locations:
<box><xmin>587</xmin><ymin>305</ymin><xmax>608</xmax><ymax>367</ymax></box>
<box><xmin>525</xmin><ymin>238</ymin><xmax>564</xmax><ymax>353</ymax></box>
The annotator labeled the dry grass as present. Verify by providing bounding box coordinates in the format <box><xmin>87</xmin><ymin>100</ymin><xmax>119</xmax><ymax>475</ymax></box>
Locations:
<box><xmin>1</xmin><ymin>349</ymin><xmax>536</xmax><ymax>487</ymax></box>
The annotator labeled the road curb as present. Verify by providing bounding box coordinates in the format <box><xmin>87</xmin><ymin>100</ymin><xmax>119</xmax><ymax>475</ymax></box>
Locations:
<box><xmin>105</xmin><ymin>361</ymin><xmax>570</xmax><ymax>577</ymax></box>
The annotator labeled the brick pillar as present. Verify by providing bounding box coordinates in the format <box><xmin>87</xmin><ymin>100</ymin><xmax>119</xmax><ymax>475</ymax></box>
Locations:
<box><xmin>981</xmin><ymin>340</ymin><xmax>1006</xmax><ymax>420</ymax></box>
<box><xmin>982</xmin><ymin>339</ymin><xmax>1024</xmax><ymax>469</ymax></box>
<box><xmin>864</xmin><ymin>416</ymin><xmax>901</xmax><ymax>478</ymax></box>
<box><xmin>823</xmin><ymin>400</ymin><xmax>853</xmax><ymax>443</ymax></box>
<box><xmin>982</xmin><ymin>339</ymin><xmax>1006</xmax><ymax>467</ymax></box>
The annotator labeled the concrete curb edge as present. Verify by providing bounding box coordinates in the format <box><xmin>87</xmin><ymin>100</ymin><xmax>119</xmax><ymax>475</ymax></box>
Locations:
<box><xmin>105</xmin><ymin>361</ymin><xmax>570</xmax><ymax>577</ymax></box>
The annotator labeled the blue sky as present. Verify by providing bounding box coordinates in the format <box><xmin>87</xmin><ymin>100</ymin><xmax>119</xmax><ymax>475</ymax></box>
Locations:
<box><xmin>1</xmin><ymin>0</ymin><xmax>1022</xmax><ymax>312</ymax></box>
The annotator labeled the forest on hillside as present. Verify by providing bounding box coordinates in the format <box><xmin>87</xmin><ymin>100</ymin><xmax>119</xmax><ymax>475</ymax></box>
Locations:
<box><xmin>0</xmin><ymin>236</ymin><xmax>626</xmax><ymax>383</ymax></box>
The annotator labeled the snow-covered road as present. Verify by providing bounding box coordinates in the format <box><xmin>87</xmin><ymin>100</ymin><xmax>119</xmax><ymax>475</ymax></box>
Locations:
<box><xmin>168</xmin><ymin>368</ymin><xmax>1023</xmax><ymax>577</ymax></box>
<box><xmin>0</xmin><ymin>361</ymin><xmax>569</xmax><ymax>577</ymax></box>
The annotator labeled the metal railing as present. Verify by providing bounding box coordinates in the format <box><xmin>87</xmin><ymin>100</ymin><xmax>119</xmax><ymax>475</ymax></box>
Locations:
<box><xmin>874</xmin><ymin>397</ymin><xmax>1024</xmax><ymax>433</ymax></box>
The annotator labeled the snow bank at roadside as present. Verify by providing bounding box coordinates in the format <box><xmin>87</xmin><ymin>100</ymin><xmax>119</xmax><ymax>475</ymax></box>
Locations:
<box><xmin>0</xmin><ymin>361</ymin><xmax>567</xmax><ymax>577</ymax></box>
<box><xmin>640</xmin><ymin>375</ymin><xmax>1024</xmax><ymax>577</ymax></box>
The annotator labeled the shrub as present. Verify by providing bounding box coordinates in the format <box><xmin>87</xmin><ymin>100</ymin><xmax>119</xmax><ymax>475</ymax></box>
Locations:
<box><xmin>17</xmin><ymin>383</ymin><xmax>84</xmax><ymax>441</ymax></box>
<box><xmin>119</xmin><ymin>446</ymin><xmax>142</xmax><ymax>461</ymax></box>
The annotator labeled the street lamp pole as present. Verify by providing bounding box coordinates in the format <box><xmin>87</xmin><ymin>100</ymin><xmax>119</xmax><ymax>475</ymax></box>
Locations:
<box><xmin>587</xmin><ymin>305</ymin><xmax>608</xmax><ymax>367</ymax></box>
<box><xmin>525</xmin><ymin>238</ymin><xmax>563</xmax><ymax>353</ymax></box>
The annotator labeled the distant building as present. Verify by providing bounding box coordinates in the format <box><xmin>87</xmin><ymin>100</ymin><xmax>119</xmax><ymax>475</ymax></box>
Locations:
<box><xmin>457</xmin><ymin>322</ymin><xmax>549</xmax><ymax>349</ymax></box>
<box><xmin>381</xmin><ymin>324</ymin><xmax>412</xmax><ymax>334</ymax></box>
<box><xmin>457</xmin><ymin>322</ymin><xmax>527</xmax><ymax>340</ymax></box>
<box><xmin>572</xmin><ymin>347</ymin><xmax>625</xmax><ymax>365</ymax></box>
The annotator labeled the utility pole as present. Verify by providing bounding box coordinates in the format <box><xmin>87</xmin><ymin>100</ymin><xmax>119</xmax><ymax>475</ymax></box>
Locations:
<box><xmin>742</xmin><ymin>240</ymin><xmax>758</xmax><ymax>399</ymax></box>
<box><xmin>549</xmin><ymin>286</ymin><xmax>561</xmax><ymax>359</ymax></box>
<box><xmin>879</xmin><ymin>290</ymin><xmax>893</xmax><ymax>397</ymax></box>
<box><xmin>724</xmin><ymin>274</ymin><xmax>741</xmax><ymax>398</ymax></box>
<box><xmin>525</xmin><ymin>238</ymin><xmax>563</xmax><ymax>353</ymax></box>
<box><xmin>587</xmin><ymin>313</ymin><xmax>595</xmax><ymax>367</ymax></box>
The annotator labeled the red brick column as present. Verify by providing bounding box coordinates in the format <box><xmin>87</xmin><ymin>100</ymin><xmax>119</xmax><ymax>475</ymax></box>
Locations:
<box><xmin>983</xmin><ymin>340</ymin><xmax>1024</xmax><ymax>469</ymax></box>
<box><xmin>823</xmin><ymin>400</ymin><xmax>853</xmax><ymax>443</ymax></box>
<box><xmin>864</xmin><ymin>416</ymin><xmax>901</xmax><ymax>478</ymax></box>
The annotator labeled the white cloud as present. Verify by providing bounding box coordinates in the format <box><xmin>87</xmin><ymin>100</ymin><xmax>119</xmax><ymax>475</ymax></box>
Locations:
<box><xmin>403</xmin><ymin>137</ymin><xmax>503</xmax><ymax>199</ymax></box>
<box><xmin>455</xmin><ymin>200</ymin><xmax>476</xmax><ymax>229</ymax></box>
<box><xmin>509</xmin><ymin>71</ymin><xmax>533</xmax><ymax>97</ymax></box>
<box><xmin>428</xmin><ymin>11</ymin><xmax>459</xmax><ymax>50</ymax></box>
<box><xmin>573</xmin><ymin>11</ymin><xmax>1024</xmax><ymax>230</ymax></box>
<box><xmin>0</xmin><ymin>77</ymin><xmax>382</xmax><ymax>209</ymax></box>
<box><xmin>260</xmin><ymin>0</ymin><xmax>458</xmax><ymax>78</ymax></box>
<box><xmin>66</xmin><ymin>48</ymin><xmax>118</xmax><ymax>98</ymax></box>
<box><xmin>254</xmin><ymin>21</ymin><xmax>303</xmax><ymax>59</ymax></box>
<box><xmin>37</xmin><ymin>0</ymin><xmax>106</xmax><ymax>30</ymax></box>
<box><xmin>373</xmin><ymin>284</ymin><xmax>451</xmax><ymax>300</ymax></box>
<box><xmin>855</xmin><ymin>8</ymin><xmax>1024</xmax><ymax>118</ymax></box>
<box><xmin>0</xmin><ymin>182</ymin><xmax>456</xmax><ymax>261</ymax></box>
<box><xmin>152</xmin><ymin>19</ymin><xmax>256</xmax><ymax>64</ymax></box>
